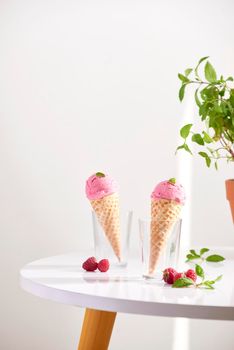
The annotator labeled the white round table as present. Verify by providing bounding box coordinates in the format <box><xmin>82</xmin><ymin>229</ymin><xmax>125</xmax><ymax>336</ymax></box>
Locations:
<box><xmin>20</xmin><ymin>249</ymin><xmax>234</xmax><ymax>349</ymax></box>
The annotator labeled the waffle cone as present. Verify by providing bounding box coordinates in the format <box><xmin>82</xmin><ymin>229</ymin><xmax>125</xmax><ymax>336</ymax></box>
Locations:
<box><xmin>149</xmin><ymin>199</ymin><xmax>182</xmax><ymax>275</ymax></box>
<box><xmin>91</xmin><ymin>193</ymin><xmax>121</xmax><ymax>261</ymax></box>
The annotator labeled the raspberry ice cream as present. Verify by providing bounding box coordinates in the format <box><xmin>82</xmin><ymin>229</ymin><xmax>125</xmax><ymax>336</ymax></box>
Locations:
<box><xmin>86</xmin><ymin>172</ymin><xmax>121</xmax><ymax>261</ymax></box>
<box><xmin>85</xmin><ymin>173</ymin><xmax>119</xmax><ymax>200</ymax></box>
<box><xmin>151</xmin><ymin>178</ymin><xmax>185</xmax><ymax>204</ymax></box>
<box><xmin>149</xmin><ymin>178</ymin><xmax>185</xmax><ymax>276</ymax></box>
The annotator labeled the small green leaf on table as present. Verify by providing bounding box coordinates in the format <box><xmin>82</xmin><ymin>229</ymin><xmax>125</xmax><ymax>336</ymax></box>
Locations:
<box><xmin>172</xmin><ymin>278</ymin><xmax>194</xmax><ymax>288</ymax></box>
<box><xmin>195</xmin><ymin>264</ymin><xmax>205</xmax><ymax>279</ymax></box>
<box><xmin>200</xmin><ymin>248</ymin><xmax>209</xmax><ymax>256</ymax></box>
<box><xmin>186</xmin><ymin>254</ymin><xmax>199</xmax><ymax>261</ymax></box>
<box><xmin>206</xmin><ymin>255</ymin><xmax>225</xmax><ymax>262</ymax></box>
<box><xmin>214</xmin><ymin>275</ymin><xmax>223</xmax><ymax>282</ymax></box>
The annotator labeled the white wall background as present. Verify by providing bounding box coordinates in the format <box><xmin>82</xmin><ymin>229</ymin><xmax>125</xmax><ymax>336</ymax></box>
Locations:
<box><xmin>1</xmin><ymin>0</ymin><xmax>234</xmax><ymax>349</ymax></box>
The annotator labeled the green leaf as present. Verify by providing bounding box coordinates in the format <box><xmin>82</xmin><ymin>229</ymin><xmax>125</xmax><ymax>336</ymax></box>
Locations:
<box><xmin>180</xmin><ymin>124</ymin><xmax>193</xmax><ymax>139</ymax></box>
<box><xmin>205</xmin><ymin>156</ymin><xmax>211</xmax><ymax>167</ymax></box>
<box><xmin>195</xmin><ymin>264</ymin><xmax>205</xmax><ymax>279</ymax></box>
<box><xmin>179</xmin><ymin>84</ymin><xmax>186</xmax><ymax>101</ymax></box>
<box><xmin>184</xmin><ymin>144</ymin><xmax>193</xmax><ymax>155</ymax></box>
<box><xmin>202</xmin><ymin>281</ymin><xmax>215</xmax><ymax>289</ymax></box>
<box><xmin>200</xmin><ymin>248</ymin><xmax>209</xmax><ymax>256</ymax></box>
<box><xmin>214</xmin><ymin>275</ymin><xmax>222</xmax><ymax>282</ymax></box>
<box><xmin>189</xmin><ymin>249</ymin><xmax>200</xmax><ymax>258</ymax></box>
<box><xmin>195</xmin><ymin>88</ymin><xmax>201</xmax><ymax>107</ymax></box>
<box><xmin>185</xmin><ymin>68</ymin><xmax>193</xmax><ymax>77</ymax></box>
<box><xmin>172</xmin><ymin>278</ymin><xmax>194</xmax><ymax>288</ymax></box>
<box><xmin>198</xmin><ymin>56</ymin><xmax>210</xmax><ymax>65</ymax></box>
<box><xmin>215</xmin><ymin>161</ymin><xmax>218</xmax><ymax>170</ymax></box>
<box><xmin>178</xmin><ymin>73</ymin><xmax>190</xmax><ymax>83</ymax></box>
<box><xmin>195</xmin><ymin>56</ymin><xmax>209</xmax><ymax>76</ymax></box>
<box><xmin>198</xmin><ymin>152</ymin><xmax>211</xmax><ymax>167</ymax></box>
<box><xmin>190</xmin><ymin>249</ymin><xmax>199</xmax><ymax>256</ymax></box>
<box><xmin>192</xmin><ymin>133</ymin><xmax>205</xmax><ymax>145</ymax></box>
<box><xmin>96</xmin><ymin>172</ymin><xmax>105</xmax><ymax>177</ymax></box>
<box><xmin>204</xmin><ymin>61</ymin><xmax>217</xmax><ymax>83</ymax></box>
<box><xmin>206</xmin><ymin>254</ymin><xmax>225</xmax><ymax>262</ymax></box>
<box><xmin>226</xmin><ymin>76</ymin><xmax>234</xmax><ymax>82</ymax></box>
<box><xmin>219</xmin><ymin>89</ymin><xmax>225</xmax><ymax>97</ymax></box>
<box><xmin>175</xmin><ymin>144</ymin><xmax>185</xmax><ymax>154</ymax></box>
<box><xmin>199</xmin><ymin>151</ymin><xmax>209</xmax><ymax>158</ymax></box>
<box><xmin>186</xmin><ymin>254</ymin><xmax>199</xmax><ymax>261</ymax></box>
<box><xmin>168</xmin><ymin>178</ymin><xmax>176</xmax><ymax>184</ymax></box>
<box><xmin>202</xmin><ymin>131</ymin><xmax>213</xmax><ymax>144</ymax></box>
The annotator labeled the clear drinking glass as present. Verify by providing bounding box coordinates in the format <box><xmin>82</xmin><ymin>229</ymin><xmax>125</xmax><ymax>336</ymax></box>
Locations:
<box><xmin>139</xmin><ymin>218</ymin><xmax>182</xmax><ymax>278</ymax></box>
<box><xmin>92</xmin><ymin>210</ymin><xmax>133</xmax><ymax>267</ymax></box>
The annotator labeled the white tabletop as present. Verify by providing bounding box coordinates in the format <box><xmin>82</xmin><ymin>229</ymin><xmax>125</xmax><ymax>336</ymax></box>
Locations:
<box><xmin>20</xmin><ymin>248</ymin><xmax>234</xmax><ymax>321</ymax></box>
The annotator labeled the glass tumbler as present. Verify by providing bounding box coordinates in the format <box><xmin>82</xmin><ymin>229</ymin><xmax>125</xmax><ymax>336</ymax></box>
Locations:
<box><xmin>139</xmin><ymin>218</ymin><xmax>182</xmax><ymax>278</ymax></box>
<box><xmin>92</xmin><ymin>210</ymin><xmax>133</xmax><ymax>267</ymax></box>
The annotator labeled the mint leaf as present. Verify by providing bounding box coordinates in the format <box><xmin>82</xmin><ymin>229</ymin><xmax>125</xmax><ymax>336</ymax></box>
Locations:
<box><xmin>200</xmin><ymin>248</ymin><xmax>209</xmax><ymax>256</ymax></box>
<box><xmin>204</xmin><ymin>61</ymin><xmax>217</xmax><ymax>83</ymax></box>
<box><xmin>186</xmin><ymin>254</ymin><xmax>199</xmax><ymax>261</ymax></box>
<box><xmin>189</xmin><ymin>249</ymin><xmax>200</xmax><ymax>258</ymax></box>
<box><xmin>180</xmin><ymin>124</ymin><xmax>193</xmax><ymax>139</ymax></box>
<box><xmin>172</xmin><ymin>277</ymin><xmax>194</xmax><ymax>288</ymax></box>
<box><xmin>202</xmin><ymin>281</ymin><xmax>215</xmax><ymax>289</ymax></box>
<box><xmin>206</xmin><ymin>255</ymin><xmax>225</xmax><ymax>262</ymax></box>
<box><xmin>96</xmin><ymin>172</ymin><xmax>105</xmax><ymax>177</ymax></box>
<box><xmin>199</xmin><ymin>275</ymin><xmax>222</xmax><ymax>289</ymax></box>
<box><xmin>195</xmin><ymin>264</ymin><xmax>205</xmax><ymax>279</ymax></box>
<box><xmin>168</xmin><ymin>178</ymin><xmax>176</xmax><ymax>185</ymax></box>
<box><xmin>206</xmin><ymin>280</ymin><xmax>215</xmax><ymax>285</ymax></box>
<box><xmin>214</xmin><ymin>275</ymin><xmax>222</xmax><ymax>282</ymax></box>
<box><xmin>190</xmin><ymin>249</ymin><xmax>199</xmax><ymax>256</ymax></box>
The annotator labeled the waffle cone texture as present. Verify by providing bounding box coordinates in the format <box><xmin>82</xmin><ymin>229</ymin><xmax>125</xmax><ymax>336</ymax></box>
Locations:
<box><xmin>91</xmin><ymin>193</ymin><xmax>121</xmax><ymax>261</ymax></box>
<box><xmin>149</xmin><ymin>198</ymin><xmax>182</xmax><ymax>275</ymax></box>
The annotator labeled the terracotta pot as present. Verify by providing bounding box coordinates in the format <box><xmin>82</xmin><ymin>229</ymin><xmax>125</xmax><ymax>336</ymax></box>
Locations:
<box><xmin>225</xmin><ymin>179</ymin><xmax>234</xmax><ymax>223</ymax></box>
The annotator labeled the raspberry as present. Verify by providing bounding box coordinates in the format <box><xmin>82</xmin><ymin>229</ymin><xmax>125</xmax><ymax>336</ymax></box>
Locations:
<box><xmin>163</xmin><ymin>267</ymin><xmax>177</xmax><ymax>284</ymax></box>
<box><xmin>82</xmin><ymin>257</ymin><xmax>98</xmax><ymax>271</ymax></box>
<box><xmin>174</xmin><ymin>272</ymin><xmax>185</xmax><ymax>282</ymax></box>
<box><xmin>185</xmin><ymin>269</ymin><xmax>197</xmax><ymax>282</ymax></box>
<box><xmin>98</xmin><ymin>259</ymin><xmax>110</xmax><ymax>272</ymax></box>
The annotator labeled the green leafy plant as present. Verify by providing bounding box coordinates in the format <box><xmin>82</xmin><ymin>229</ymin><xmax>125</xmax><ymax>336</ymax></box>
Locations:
<box><xmin>176</xmin><ymin>56</ymin><xmax>234</xmax><ymax>169</ymax></box>
<box><xmin>186</xmin><ymin>248</ymin><xmax>225</xmax><ymax>263</ymax></box>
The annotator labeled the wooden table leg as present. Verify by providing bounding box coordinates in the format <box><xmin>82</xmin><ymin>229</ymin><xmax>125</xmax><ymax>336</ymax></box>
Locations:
<box><xmin>78</xmin><ymin>308</ymin><xmax>117</xmax><ymax>350</ymax></box>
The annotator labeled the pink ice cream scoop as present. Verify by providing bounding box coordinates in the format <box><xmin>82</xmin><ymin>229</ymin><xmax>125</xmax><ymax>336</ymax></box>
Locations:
<box><xmin>151</xmin><ymin>178</ymin><xmax>185</xmax><ymax>205</ymax></box>
<box><xmin>85</xmin><ymin>172</ymin><xmax>119</xmax><ymax>200</ymax></box>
